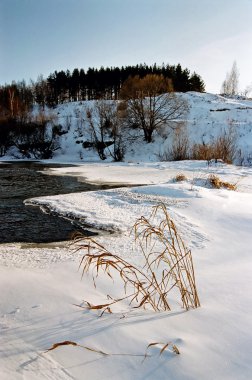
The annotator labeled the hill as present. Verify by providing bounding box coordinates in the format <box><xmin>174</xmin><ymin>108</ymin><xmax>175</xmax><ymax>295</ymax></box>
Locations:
<box><xmin>3</xmin><ymin>92</ymin><xmax>252</xmax><ymax>165</ymax></box>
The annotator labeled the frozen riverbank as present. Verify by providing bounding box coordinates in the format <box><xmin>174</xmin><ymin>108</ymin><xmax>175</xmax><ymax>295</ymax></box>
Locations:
<box><xmin>1</xmin><ymin>160</ymin><xmax>252</xmax><ymax>380</ymax></box>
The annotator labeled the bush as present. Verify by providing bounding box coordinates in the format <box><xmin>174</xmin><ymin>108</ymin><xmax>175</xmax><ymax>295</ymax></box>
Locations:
<box><xmin>159</xmin><ymin>124</ymin><xmax>189</xmax><ymax>161</ymax></box>
<box><xmin>0</xmin><ymin>110</ymin><xmax>60</xmax><ymax>159</ymax></box>
<box><xmin>191</xmin><ymin>128</ymin><xmax>237</xmax><ymax>164</ymax></box>
<box><xmin>11</xmin><ymin>120</ymin><xmax>60</xmax><ymax>159</ymax></box>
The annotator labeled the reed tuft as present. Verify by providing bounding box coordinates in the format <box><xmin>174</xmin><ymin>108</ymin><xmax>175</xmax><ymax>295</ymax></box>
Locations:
<box><xmin>174</xmin><ymin>173</ymin><xmax>187</xmax><ymax>182</ymax></box>
<box><xmin>74</xmin><ymin>203</ymin><xmax>200</xmax><ymax>314</ymax></box>
<box><xmin>208</xmin><ymin>174</ymin><xmax>237</xmax><ymax>190</ymax></box>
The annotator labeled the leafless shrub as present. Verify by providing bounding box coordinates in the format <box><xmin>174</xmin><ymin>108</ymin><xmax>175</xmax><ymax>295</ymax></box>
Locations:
<box><xmin>169</xmin><ymin>125</ymin><xmax>190</xmax><ymax>161</ymax></box>
<box><xmin>86</xmin><ymin>101</ymin><xmax>126</xmax><ymax>161</ymax></box>
<box><xmin>213</xmin><ymin>128</ymin><xmax>237</xmax><ymax>163</ymax></box>
<box><xmin>191</xmin><ymin>128</ymin><xmax>237</xmax><ymax>164</ymax></box>
<box><xmin>191</xmin><ymin>142</ymin><xmax>212</xmax><ymax>162</ymax></box>
<box><xmin>73</xmin><ymin>204</ymin><xmax>200</xmax><ymax>314</ymax></box>
<box><xmin>159</xmin><ymin>124</ymin><xmax>189</xmax><ymax>161</ymax></box>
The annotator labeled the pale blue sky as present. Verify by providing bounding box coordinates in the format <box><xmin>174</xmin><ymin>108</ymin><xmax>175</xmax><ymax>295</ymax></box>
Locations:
<box><xmin>1</xmin><ymin>0</ymin><xmax>252</xmax><ymax>93</ymax></box>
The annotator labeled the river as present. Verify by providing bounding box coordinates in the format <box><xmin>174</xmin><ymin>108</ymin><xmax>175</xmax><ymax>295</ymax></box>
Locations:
<box><xmin>0</xmin><ymin>161</ymin><xmax>114</xmax><ymax>244</ymax></box>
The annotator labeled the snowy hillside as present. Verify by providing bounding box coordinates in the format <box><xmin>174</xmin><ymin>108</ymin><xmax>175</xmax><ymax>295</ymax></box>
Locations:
<box><xmin>46</xmin><ymin>92</ymin><xmax>252</xmax><ymax>164</ymax></box>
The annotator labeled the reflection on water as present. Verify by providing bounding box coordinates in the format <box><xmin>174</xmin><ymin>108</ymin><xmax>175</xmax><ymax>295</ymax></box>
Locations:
<box><xmin>0</xmin><ymin>161</ymin><xmax>110</xmax><ymax>244</ymax></box>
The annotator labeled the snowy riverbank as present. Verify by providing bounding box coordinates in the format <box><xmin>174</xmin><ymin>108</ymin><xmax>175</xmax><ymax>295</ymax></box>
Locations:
<box><xmin>1</xmin><ymin>160</ymin><xmax>252</xmax><ymax>379</ymax></box>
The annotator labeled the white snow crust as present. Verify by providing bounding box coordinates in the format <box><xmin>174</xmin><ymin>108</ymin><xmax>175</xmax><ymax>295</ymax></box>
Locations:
<box><xmin>1</xmin><ymin>92</ymin><xmax>252</xmax><ymax>379</ymax></box>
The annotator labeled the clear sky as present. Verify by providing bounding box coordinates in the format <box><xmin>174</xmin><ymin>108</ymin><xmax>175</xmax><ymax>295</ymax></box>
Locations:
<box><xmin>1</xmin><ymin>0</ymin><xmax>252</xmax><ymax>93</ymax></box>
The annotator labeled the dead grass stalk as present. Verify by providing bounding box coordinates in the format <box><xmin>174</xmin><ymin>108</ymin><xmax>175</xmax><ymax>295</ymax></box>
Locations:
<box><xmin>208</xmin><ymin>174</ymin><xmax>237</xmax><ymax>190</ymax></box>
<box><xmin>45</xmin><ymin>340</ymin><xmax>180</xmax><ymax>359</ymax></box>
<box><xmin>174</xmin><ymin>173</ymin><xmax>187</xmax><ymax>182</ymax></box>
<box><xmin>74</xmin><ymin>204</ymin><xmax>200</xmax><ymax>313</ymax></box>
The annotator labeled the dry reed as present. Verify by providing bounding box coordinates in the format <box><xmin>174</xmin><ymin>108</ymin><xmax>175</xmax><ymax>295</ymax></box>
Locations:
<box><xmin>174</xmin><ymin>173</ymin><xmax>187</xmax><ymax>182</ymax></box>
<box><xmin>191</xmin><ymin>128</ymin><xmax>237</xmax><ymax>164</ymax></box>
<box><xmin>144</xmin><ymin>342</ymin><xmax>180</xmax><ymax>360</ymax></box>
<box><xmin>73</xmin><ymin>203</ymin><xmax>200</xmax><ymax>313</ymax></box>
<box><xmin>208</xmin><ymin>174</ymin><xmax>237</xmax><ymax>190</ymax></box>
<box><xmin>45</xmin><ymin>340</ymin><xmax>180</xmax><ymax>359</ymax></box>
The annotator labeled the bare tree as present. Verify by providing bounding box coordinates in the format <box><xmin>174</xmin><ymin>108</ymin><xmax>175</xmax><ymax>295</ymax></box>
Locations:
<box><xmin>33</xmin><ymin>75</ymin><xmax>48</xmax><ymax>110</ymax></box>
<box><xmin>120</xmin><ymin>74</ymin><xmax>188</xmax><ymax>143</ymax></box>
<box><xmin>86</xmin><ymin>100</ymin><xmax>126</xmax><ymax>161</ymax></box>
<box><xmin>8</xmin><ymin>87</ymin><xmax>15</xmax><ymax>118</ymax></box>
<box><xmin>221</xmin><ymin>61</ymin><xmax>239</xmax><ymax>96</ymax></box>
<box><xmin>242</xmin><ymin>83</ymin><xmax>252</xmax><ymax>98</ymax></box>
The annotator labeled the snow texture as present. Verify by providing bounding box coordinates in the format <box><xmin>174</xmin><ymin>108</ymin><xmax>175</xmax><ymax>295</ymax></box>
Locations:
<box><xmin>1</xmin><ymin>92</ymin><xmax>252</xmax><ymax>379</ymax></box>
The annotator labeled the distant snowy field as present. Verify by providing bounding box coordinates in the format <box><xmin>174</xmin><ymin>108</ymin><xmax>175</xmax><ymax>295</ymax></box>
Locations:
<box><xmin>1</xmin><ymin>159</ymin><xmax>252</xmax><ymax>380</ymax></box>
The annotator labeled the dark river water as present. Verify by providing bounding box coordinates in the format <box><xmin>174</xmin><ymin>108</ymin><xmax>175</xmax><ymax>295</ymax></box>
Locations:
<box><xmin>0</xmin><ymin>161</ymin><xmax>114</xmax><ymax>244</ymax></box>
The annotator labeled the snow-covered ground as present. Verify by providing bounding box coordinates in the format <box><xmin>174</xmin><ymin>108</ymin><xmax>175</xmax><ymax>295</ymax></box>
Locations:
<box><xmin>1</xmin><ymin>160</ymin><xmax>252</xmax><ymax>379</ymax></box>
<box><xmin>48</xmin><ymin>92</ymin><xmax>252</xmax><ymax>164</ymax></box>
<box><xmin>3</xmin><ymin>92</ymin><xmax>252</xmax><ymax>165</ymax></box>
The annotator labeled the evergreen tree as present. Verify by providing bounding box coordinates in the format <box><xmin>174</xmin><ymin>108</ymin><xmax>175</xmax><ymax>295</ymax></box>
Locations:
<box><xmin>70</xmin><ymin>68</ymin><xmax>80</xmax><ymax>101</ymax></box>
<box><xmin>189</xmin><ymin>72</ymin><xmax>205</xmax><ymax>92</ymax></box>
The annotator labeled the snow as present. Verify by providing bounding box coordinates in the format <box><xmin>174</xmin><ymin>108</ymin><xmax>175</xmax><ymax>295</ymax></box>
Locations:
<box><xmin>49</xmin><ymin>92</ymin><xmax>252</xmax><ymax>164</ymax></box>
<box><xmin>1</xmin><ymin>158</ymin><xmax>252</xmax><ymax>379</ymax></box>
<box><xmin>1</xmin><ymin>92</ymin><xmax>252</xmax><ymax>379</ymax></box>
<box><xmin>2</xmin><ymin>92</ymin><xmax>252</xmax><ymax>164</ymax></box>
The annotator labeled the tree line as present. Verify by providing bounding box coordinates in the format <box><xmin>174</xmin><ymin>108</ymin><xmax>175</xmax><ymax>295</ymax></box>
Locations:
<box><xmin>0</xmin><ymin>63</ymin><xmax>204</xmax><ymax>159</ymax></box>
<box><xmin>43</xmin><ymin>63</ymin><xmax>205</xmax><ymax>105</ymax></box>
<box><xmin>0</xmin><ymin>63</ymin><xmax>205</xmax><ymax>111</ymax></box>
<box><xmin>0</xmin><ymin>81</ymin><xmax>61</xmax><ymax>158</ymax></box>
